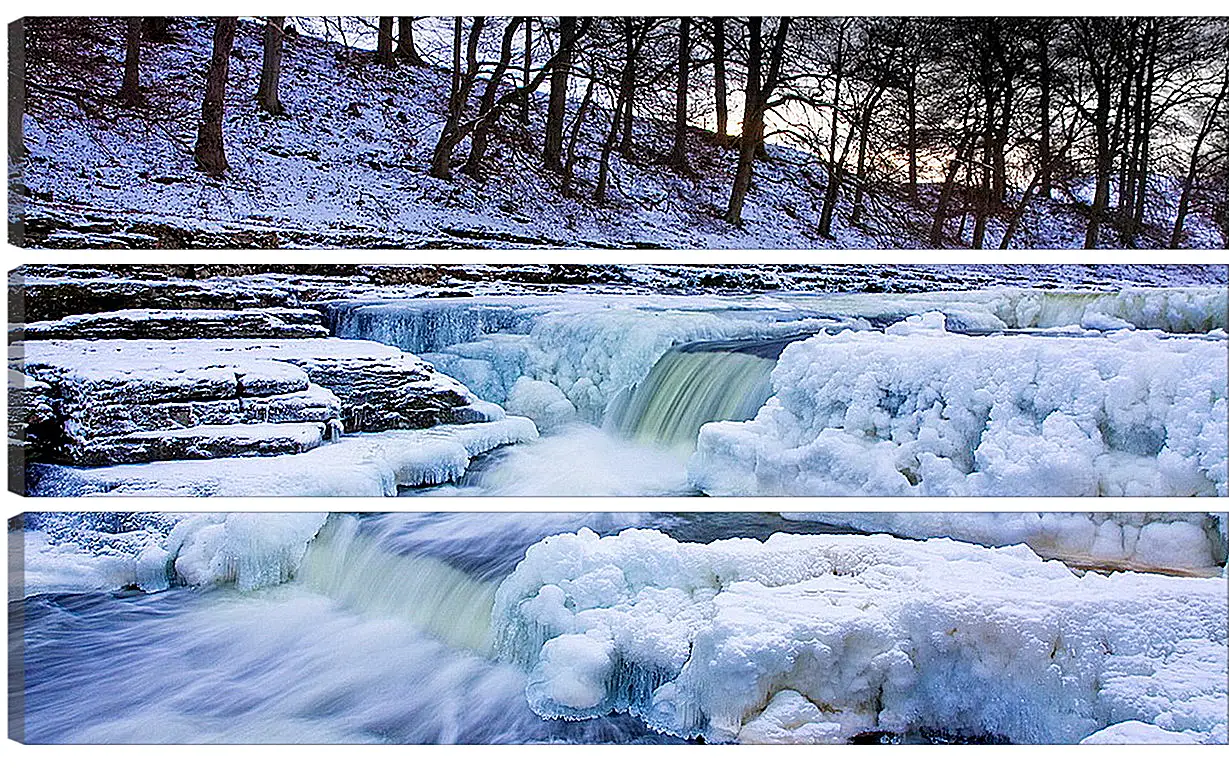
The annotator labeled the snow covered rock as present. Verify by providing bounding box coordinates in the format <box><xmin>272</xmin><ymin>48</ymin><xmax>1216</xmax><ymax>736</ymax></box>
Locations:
<box><xmin>20</xmin><ymin>307</ymin><xmax>328</xmax><ymax>340</ymax></box>
<box><xmin>492</xmin><ymin>528</ymin><xmax>1228</xmax><ymax>744</ymax></box>
<box><xmin>780</xmin><ymin>513</ymin><xmax>1228</xmax><ymax>574</ymax></box>
<box><xmin>25</xmin><ymin>418</ymin><xmax>539</xmax><ymax>496</ymax></box>
<box><xmin>691</xmin><ymin>323</ymin><xmax>1228</xmax><ymax>496</ymax></box>
<box><xmin>10</xmin><ymin>337</ymin><xmax>493</xmax><ymax>467</ymax></box>
<box><xmin>11</xmin><ymin>274</ymin><xmax>298</xmax><ymax>323</ymax></box>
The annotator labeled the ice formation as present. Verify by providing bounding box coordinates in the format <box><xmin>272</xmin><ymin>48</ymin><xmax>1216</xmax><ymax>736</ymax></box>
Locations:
<box><xmin>27</xmin><ymin>418</ymin><xmax>538</xmax><ymax>496</ymax></box>
<box><xmin>780</xmin><ymin>513</ymin><xmax>1229</xmax><ymax>574</ymax></box>
<box><xmin>691</xmin><ymin>319</ymin><xmax>1228</xmax><ymax>496</ymax></box>
<box><xmin>17</xmin><ymin>512</ymin><xmax>329</xmax><ymax>595</ymax></box>
<box><xmin>493</xmin><ymin>528</ymin><xmax>1228</xmax><ymax>744</ymax></box>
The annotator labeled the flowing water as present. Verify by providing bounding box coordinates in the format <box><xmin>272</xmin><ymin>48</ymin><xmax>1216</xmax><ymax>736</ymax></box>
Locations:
<box><xmin>14</xmin><ymin>512</ymin><xmax>856</xmax><ymax>744</ymax></box>
<box><xmin>405</xmin><ymin>335</ymin><xmax>804</xmax><ymax>496</ymax></box>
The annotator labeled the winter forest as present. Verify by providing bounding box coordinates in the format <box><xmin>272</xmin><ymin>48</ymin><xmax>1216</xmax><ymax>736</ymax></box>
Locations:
<box><xmin>8</xmin><ymin>16</ymin><xmax>1229</xmax><ymax>248</ymax></box>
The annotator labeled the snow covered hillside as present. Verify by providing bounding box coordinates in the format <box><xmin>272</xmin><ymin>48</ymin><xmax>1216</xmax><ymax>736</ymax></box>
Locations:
<box><xmin>10</xmin><ymin>17</ymin><xmax>1226</xmax><ymax>249</ymax></box>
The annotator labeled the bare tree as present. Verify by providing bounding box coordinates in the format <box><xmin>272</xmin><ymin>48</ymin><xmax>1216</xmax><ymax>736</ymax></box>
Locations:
<box><xmin>545</xmin><ymin>16</ymin><xmax>578</xmax><ymax>172</ymax></box>
<box><xmin>670</xmin><ymin>17</ymin><xmax>692</xmax><ymax>171</ymax></box>
<box><xmin>193</xmin><ymin>17</ymin><xmax>237</xmax><ymax>177</ymax></box>
<box><xmin>465</xmin><ymin>17</ymin><xmax>526</xmax><ymax>177</ymax></box>
<box><xmin>726</xmin><ymin>17</ymin><xmax>792</xmax><ymax>226</ymax></box>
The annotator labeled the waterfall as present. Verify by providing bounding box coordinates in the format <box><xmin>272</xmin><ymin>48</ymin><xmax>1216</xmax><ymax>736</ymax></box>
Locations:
<box><xmin>605</xmin><ymin>335</ymin><xmax>810</xmax><ymax>450</ymax></box>
<box><xmin>297</xmin><ymin>515</ymin><xmax>500</xmax><ymax>654</ymax></box>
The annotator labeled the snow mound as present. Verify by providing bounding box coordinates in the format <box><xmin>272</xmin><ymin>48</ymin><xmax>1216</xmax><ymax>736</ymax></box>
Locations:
<box><xmin>691</xmin><ymin>322</ymin><xmax>1228</xmax><ymax>496</ymax></box>
<box><xmin>166</xmin><ymin>513</ymin><xmax>329</xmax><ymax>591</ymax></box>
<box><xmin>492</xmin><ymin>528</ymin><xmax>1227</xmax><ymax>744</ymax></box>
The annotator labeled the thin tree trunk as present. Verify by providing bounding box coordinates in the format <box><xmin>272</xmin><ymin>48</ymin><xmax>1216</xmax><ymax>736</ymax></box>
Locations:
<box><xmin>377</xmin><ymin>17</ymin><xmax>394</xmax><ymax>67</ymax></box>
<box><xmin>670</xmin><ymin>17</ymin><xmax>691</xmax><ymax>171</ymax></box>
<box><xmin>544</xmin><ymin>16</ymin><xmax>576</xmax><ymax>172</ymax></box>
<box><xmin>256</xmin><ymin>16</ymin><xmax>285</xmax><ymax>116</ymax></box>
<box><xmin>119</xmin><ymin>17</ymin><xmax>141</xmax><ymax>106</ymax></box>
<box><xmin>906</xmin><ymin>76</ymin><xmax>918</xmax><ymax>203</ymax></box>
<box><xmin>520</xmin><ymin>18</ymin><xmax>532</xmax><ymax>124</ymax></box>
<box><xmin>562</xmin><ymin>78</ymin><xmax>596</xmax><ymax>198</ymax></box>
<box><xmin>713</xmin><ymin>17</ymin><xmax>728</xmax><ymax>144</ymax></box>
<box><xmin>929</xmin><ymin>135</ymin><xmax>972</xmax><ymax>246</ymax></box>
<box><xmin>1170</xmin><ymin>66</ymin><xmax>1228</xmax><ymax>248</ymax></box>
<box><xmin>194</xmin><ymin>17</ymin><xmax>237</xmax><ymax>177</ymax></box>
<box><xmin>396</xmin><ymin>17</ymin><xmax>425</xmax><ymax>65</ymax></box>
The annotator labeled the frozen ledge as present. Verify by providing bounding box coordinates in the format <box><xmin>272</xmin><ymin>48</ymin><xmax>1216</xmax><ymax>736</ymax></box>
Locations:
<box><xmin>25</xmin><ymin>417</ymin><xmax>539</xmax><ymax>496</ymax></box>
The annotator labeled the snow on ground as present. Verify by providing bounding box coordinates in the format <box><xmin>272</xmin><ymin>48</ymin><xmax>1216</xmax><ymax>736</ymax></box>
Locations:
<box><xmin>779</xmin><ymin>513</ymin><xmax>1228</xmax><ymax>574</ymax></box>
<box><xmin>12</xmin><ymin>18</ymin><xmax>1226</xmax><ymax>249</ymax></box>
<box><xmin>691</xmin><ymin>317</ymin><xmax>1228</xmax><ymax>496</ymax></box>
<box><xmin>493</xmin><ymin>527</ymin><xmax>1228</xmax><ymax>744</ymax></box>
<box><xmin>25</xmin><ymin>418</ymin><xmax>538</xmax><ymax>496</ymax></box>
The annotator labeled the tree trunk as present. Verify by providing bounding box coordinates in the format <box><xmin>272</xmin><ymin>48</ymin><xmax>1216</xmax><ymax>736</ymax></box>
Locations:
<box><xmin>377</xmin><ymin>17</ymin><xmax>394</xmax><ymax>67</ymax></box>
<box><xmin>619</xmin><ymin>23</ymin><xmax>636</xmax><ymax>157</ymax></box>
<box><xmin>119</xmin><ymin>17</ymin><xmax>141</xmax><ymax>106</ymax></box>
<box><xmin>544</xmin><ymin>16</ymin><xmax>576</xmax><ymax>172</ymax></box>
<box><xmin>465</xmin><ymin>18</ymin><xmax>523</xmax><ymax>177</ymax></box>
<box><xmin>713</xmin><ymin>17</ymin><xmax>728</xmax><ymax>144</ymax></box>
<box><xmin>1084</xmin><ymin>94</ymin><xmax>1113</xmax><ymax>249</ymax></box>
<box><xmin>256</xmin><ymin>17</ymin><xmax>285</xmax><ymax>116</ymax></box>
<box><xmin>1038</xmin><ymin>33</ymin><xmax>1052</xmax><ymax>198</ymax></box>
<box><xmin>725</xmin><ymin>18</ymin><xmax>763</xmax><ymax>226</ymax></box>
<box><xmin>194</xmin><ymin>17</ymin><xmax>237</xmax><ymax>177</ymax></box>
<box><xmin>396</xmin><ymin>17</ymin><xmax>425</xmax><ymax>65</ymax></box>
<box><xmin>670</xmin><ymin>17</ymin><xmax>691</xmax><ymax>171</ymax></box>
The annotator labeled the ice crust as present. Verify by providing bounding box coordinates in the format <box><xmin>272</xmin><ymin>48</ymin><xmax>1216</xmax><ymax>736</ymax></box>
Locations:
<box><xmin>691</xmin><ymin>320</ymin><xmax>1228</xmax><ymax>496</ymax></box>
<box><xmin>780</xmin><ymin>513</ymin><xmax>1228</xmax><ymax>573</ymax></box>
<box><xmin>332</xmin><ymin>289</ymin><xmax>1226</xmax><ymax>441</ymax></box>
<box><xmin>492</xmin><ymin>528</ymin><xmax>1228</xmax><ymax>744</ymax></box>
<box><xmin>26</xmin><ymin>418</ymin><xmax>538</xmax><ymax>496</ymax></box>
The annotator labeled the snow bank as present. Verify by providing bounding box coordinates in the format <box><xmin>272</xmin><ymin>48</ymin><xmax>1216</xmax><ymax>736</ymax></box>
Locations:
<box><xmin>781</xmin><ymin>513</ymin><xmax>1228</xmax><ymax>573</ymax></box>
<box><xmin>692</xmin><ymin>322</ymin><xmax>1228</xmax><ymax>496</ymax></box>
<box><xmin>492</xmin><ymin>528</ymin><xmax>1228</xmax><ymax>744</ymax></box>
<box><xmin>17</xmin><ymin>512</ymin><xmax>328</xmax><ymax>594</ymax></box>
<box><xmin>27</xmin><ymin>418</ymin><xmax>538</xmax><ymax>496</ymax></box>
<box><xmin>166</xmin><ymin>513</ymin><xmax>329</xmax><ymax>591</ymax></box>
